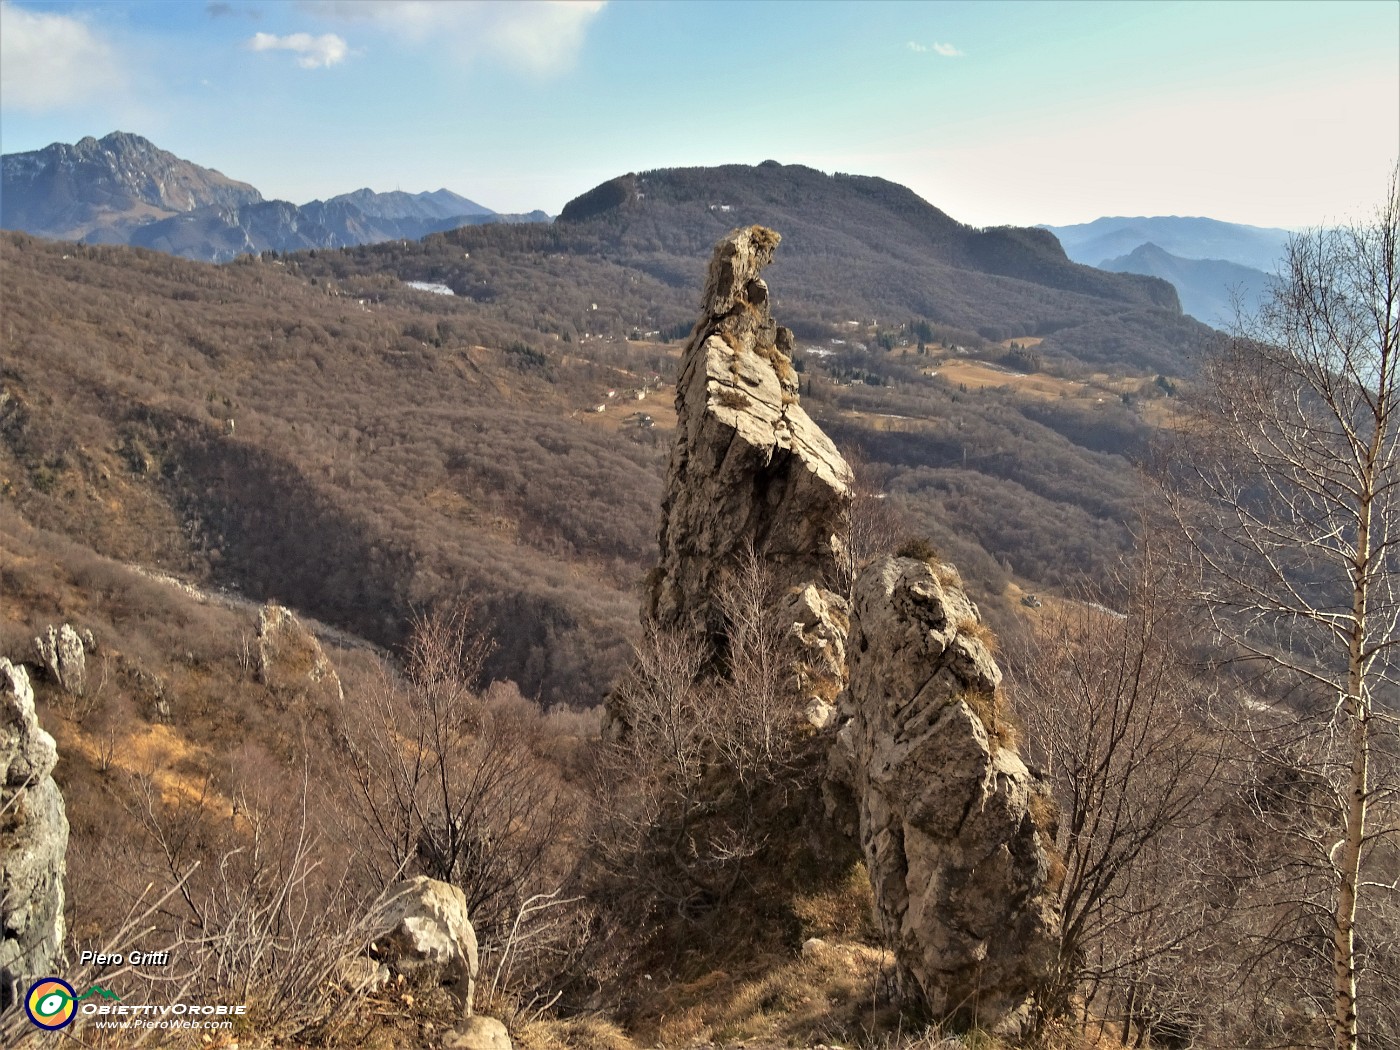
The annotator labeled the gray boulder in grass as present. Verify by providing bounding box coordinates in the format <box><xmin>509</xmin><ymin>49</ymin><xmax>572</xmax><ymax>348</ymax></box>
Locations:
<box><xmin>370</xmin><ymin>875</ymin><xmax>479</xmax><ymax>1017</ymax></box>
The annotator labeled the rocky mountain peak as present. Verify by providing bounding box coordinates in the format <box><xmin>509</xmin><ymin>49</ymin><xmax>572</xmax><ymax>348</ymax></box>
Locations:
<box><xmin>1</xmin><ymin>130</ymin><xmax>263</xmax><ymax>241</ymax></box>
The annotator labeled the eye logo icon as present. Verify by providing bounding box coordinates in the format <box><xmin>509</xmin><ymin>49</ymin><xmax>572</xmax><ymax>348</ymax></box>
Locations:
<box><xmin>25</xmin><ymin>978</ymin><xmax>77</xmax><ymax>1030</ymax></box>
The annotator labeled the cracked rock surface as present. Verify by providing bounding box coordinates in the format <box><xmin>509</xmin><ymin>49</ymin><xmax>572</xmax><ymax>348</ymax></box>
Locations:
<box><xmin>841</xmin><ymin>556</ymin><xmax>1059</xmax><ymax>1035</ymax></box>
<box><xmin>646</xmin><ymin>226</ymin><xmax>851</xmax><ymax>661</ymax></box>
<box><xmin>0</xmin><ymin>658</ymin><xmax>69</xmax><ymax>1010</ymax></box>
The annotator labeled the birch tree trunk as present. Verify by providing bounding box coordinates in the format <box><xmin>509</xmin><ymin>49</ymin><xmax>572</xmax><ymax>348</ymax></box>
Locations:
<box><xmin>1163</xmin><ymin>172</ymin><xmax>1398</xmax><ymax>1050</ymax></box>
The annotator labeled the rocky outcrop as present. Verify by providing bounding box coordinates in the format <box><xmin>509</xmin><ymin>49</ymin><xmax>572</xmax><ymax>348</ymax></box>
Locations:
<box><xmin>369</xmin><ymin>876</ymin><xmax>479</xmax><ymax>1018</ymax></box>
<box><xmin>256</xmin><ymin>603</ymin><xmax>343</xmax><ymax>705</ymax></box>
<box><xmin>445</xmin><ymin>1016</ymin><xmax>513</xmax><ymax>1050</ymax></box>
<box><xmin>617</xmin><ymin>228</ymin><xmax>1059</xmax><ymax>1034</ymax></box>
<box><xmin>784</xmin><ymin>584</ymin><xmax>850</xmax><ymax>691</ymax></box>
<box><xmin>645</xmin><ymin>226</ymin><xmax>852</xmax><ymax>667</ymax></box>
<box><xmin>0</xmin><ymin>659</ymin><xmax>69</xmax><ymax>1010</ymax></box>
<box><xmin>33</xmin><ymin>623</ymin><xmax>92</xmax><ymax>697</ymax></box>
<box><xmin>839</xmin><ymin>556</ymin><xmax>1059</xmax><ymax>1035</ymax></box>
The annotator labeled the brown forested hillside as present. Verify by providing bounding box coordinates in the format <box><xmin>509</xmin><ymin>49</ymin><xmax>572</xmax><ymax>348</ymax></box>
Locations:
<box><xmin>2</xmin><ymin>224</ymin><xmax>1188</xmax><ymax>701</ymax></box>
<box><xmin>1</xmin><ymin>234</ymin><xmax>660</xmax><ymax>701</ymax></box>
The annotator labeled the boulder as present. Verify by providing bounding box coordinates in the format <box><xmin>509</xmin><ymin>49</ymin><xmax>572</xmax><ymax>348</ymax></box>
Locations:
<box><xmin>0</xmin><ymin>659</ymin><xmax>69</xmax><ymax>1010</ymax></box>
<box><xmin>842</xmin><ymin>556</ymin><xmax>1059</xmax><ymax>1035</ymax></box>
<box><xmin>444</xmin><ymin>1016</ymin><xmax>512</xmax><ymax>1050</ymax></box>
<box><xmin>645</xmin><ymin>226</ymin><xmax>852</xmax><ymax>662</ymax></box>
<box><xmin>370</xmin><ymin>876</ymin><xmax>478</xmax><ymax>1017</ymax></box>
<box><xmin>805</xmin><ymin>698</ymin><xmax>836</xmax><ymax>731</ymax></box>
<box><xmin>33</xmin><ymin>623</ymin><xmax>87</xmax><ymax>696</ymax></box>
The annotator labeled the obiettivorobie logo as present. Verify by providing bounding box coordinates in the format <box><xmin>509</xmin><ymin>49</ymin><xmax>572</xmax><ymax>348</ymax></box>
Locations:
<box><xmin>24</xmin><ymin>977</ymin><xmax>247</xmax><ymax>1033</ymax></box>
<box><xmin>24</xmin><ymin>978</ymin><xmax>121</xmax><ymax>1030</ymax></box>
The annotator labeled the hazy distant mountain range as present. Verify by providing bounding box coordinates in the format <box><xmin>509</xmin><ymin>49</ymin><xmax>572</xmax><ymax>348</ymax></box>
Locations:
<box><xmin>0</xmin><ymin>131</ymin><xmax>548</xmax><ymax>261</ymax></box>
<box><xmin>1043</xmin><ymin>215</ymin><xmax>1292</xmax><ymax>271</ymax></box>
<box><xmin>1097</xmin><ymin>242</ymin><xmax>1275</xmax><ymax>328</ymax></box>
<box><xmin>1041</xmin><ymin>215</ymin><xmax>1293</xmax><ymax>325</ymax></box>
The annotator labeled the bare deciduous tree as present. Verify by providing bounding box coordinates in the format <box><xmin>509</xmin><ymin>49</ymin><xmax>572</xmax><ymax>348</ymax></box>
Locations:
<box><xmin>592</xmin><ymin>550</ymin><xmax>807</xmax><ymax>920</ymax></box>
<box><xmin>837</xmin><ymin>449</ymin><xmax>903</xmax><ymax>600</ymax></box>
<box><xmin>336</xmin><ymin>608</ymin><xmax>569</xmax><ymax>940</ymax></box>
<box><xmin>115</xmin><ymin>766</ymin><xmax>376</xmax><ymax>1042</ymax></box>
<box><xmin>1163</xmin><ymin>173</ymin><xmax>1400</xmax><ymax>1050</ymax></box>
<box><xmin>1010</xmin><ymin>546</ymin><xmax>1225</xmax><ymax>1040</ymax></box>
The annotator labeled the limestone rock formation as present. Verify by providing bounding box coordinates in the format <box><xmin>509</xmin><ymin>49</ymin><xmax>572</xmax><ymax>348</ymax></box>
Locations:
<box><xmin>841</xmin><ymin>556</ymin><xmax>1059</xmax><ymax>1035</ymax></box>
<box><xmin>256</xmin><ymin>603</ymin><xmax>344</xmax><ymax>705</ymax></box>
<box><xmin>784</xmin><ymin>584</ymin><xmax>850</xmax><ymax>689</ymax></box>
<box><xmin>33</xmin><ymin>623</ymin><xmax>89</xmax><ymax>696</ymax></box>
<box><xmin>646</xmin><ymin>226</ymin><xmax>852</xmax><ymax>661</ymax></box>
<box><xmin>0</xmin><ymin>658</ymin><xmax>69</xmax><ymax>1010</ymax></box>
<box><xmin>369</xmin><ymin>876</ymin><xmax>479</xmax><ymax>1018</ymax></box>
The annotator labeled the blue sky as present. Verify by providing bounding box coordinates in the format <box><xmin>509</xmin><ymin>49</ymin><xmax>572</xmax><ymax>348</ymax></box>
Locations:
<box><xmin>1</xmin><ymin>1</ymin><xmax>1396</xmax><ymax>228</ymax></box>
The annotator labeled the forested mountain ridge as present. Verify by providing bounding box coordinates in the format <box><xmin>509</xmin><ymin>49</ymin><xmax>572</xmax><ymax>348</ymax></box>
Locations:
<box><xmin>298</xmin><ymin>161</ymin><xmax>1211</xmax><ymax>375</ymax></box>
<box><xmin>1</xmin><ymin>204</ymin><xmax>1189</xmax><ymax>704</ymax></box>
<box><xmin>1</xmin><ymin>159</ymin><xmax>1217</xmax><ymax>707</ymax></box>
<box><xmin>559</xmin><ymin>165</ymin><xmax>1179</xmax><ymax>310</ymax></box>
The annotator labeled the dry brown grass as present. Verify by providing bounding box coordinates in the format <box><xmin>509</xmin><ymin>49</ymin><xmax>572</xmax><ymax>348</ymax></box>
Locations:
<box><xmin>64</xmin><ymin>721</ymin><xmax>230</xmax><ymax>810</ymax></box>
<box><xmin>791</xmin><ymin>862</ymin><xmax>878</xmax><ymax>942</ymax></box>
<box><xmin>716</xmin><ymin>387</ymin><xmax>752</xmax><ymax>410</ymax></box>
<box><xmin>959</xmin><ymin>686</ymin><xmax>1023</xmax><ymax>751</ymax></box>
<box><xmin>933</xmin><ymin>358</ymin><xmax>1077</xmax><ymax>399</ymax></box>
<box><xmin>516</xmin><ymin>1015</ymin><xmax>639</xmax><ymax>1050</ymax></box>
<box><xmin>754</xmin><ymin>337</ymin><xmax>797</xmax><ymax>385</ymax></box>
<box><xmin>932</xmin><ymin>563</ymin><xmax>963</xmax><ymax>590</ymax></box>
<box><xmin>649</xmin><ymin>939</ymin><xmax>901</xmax><ymax>1048</ymax></box>
<box><xmin>959</xmin><ymin>617</ymin><xmax>1000</xmax><ymax>657</ymax></box>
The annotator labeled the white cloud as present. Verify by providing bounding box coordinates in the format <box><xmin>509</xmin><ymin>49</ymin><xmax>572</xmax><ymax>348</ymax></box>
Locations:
<box><xmin>301</xmin><ymin>0</ymin><xmax>606</xmax><ymax>75</ymax></box>
<box><xmin>248</xmin><ymin>30</ymin><xmax>348</xmax><ymax>69</ymax></box>
<box><xmin>0</xmin><ymin>1</ymin><xmax>127</xmax><ymax>112</ymax></box>
<box><xmin>908</xmin><ymin>40</ymin><xmax>964</xmax><ymax>58</ymax></box>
